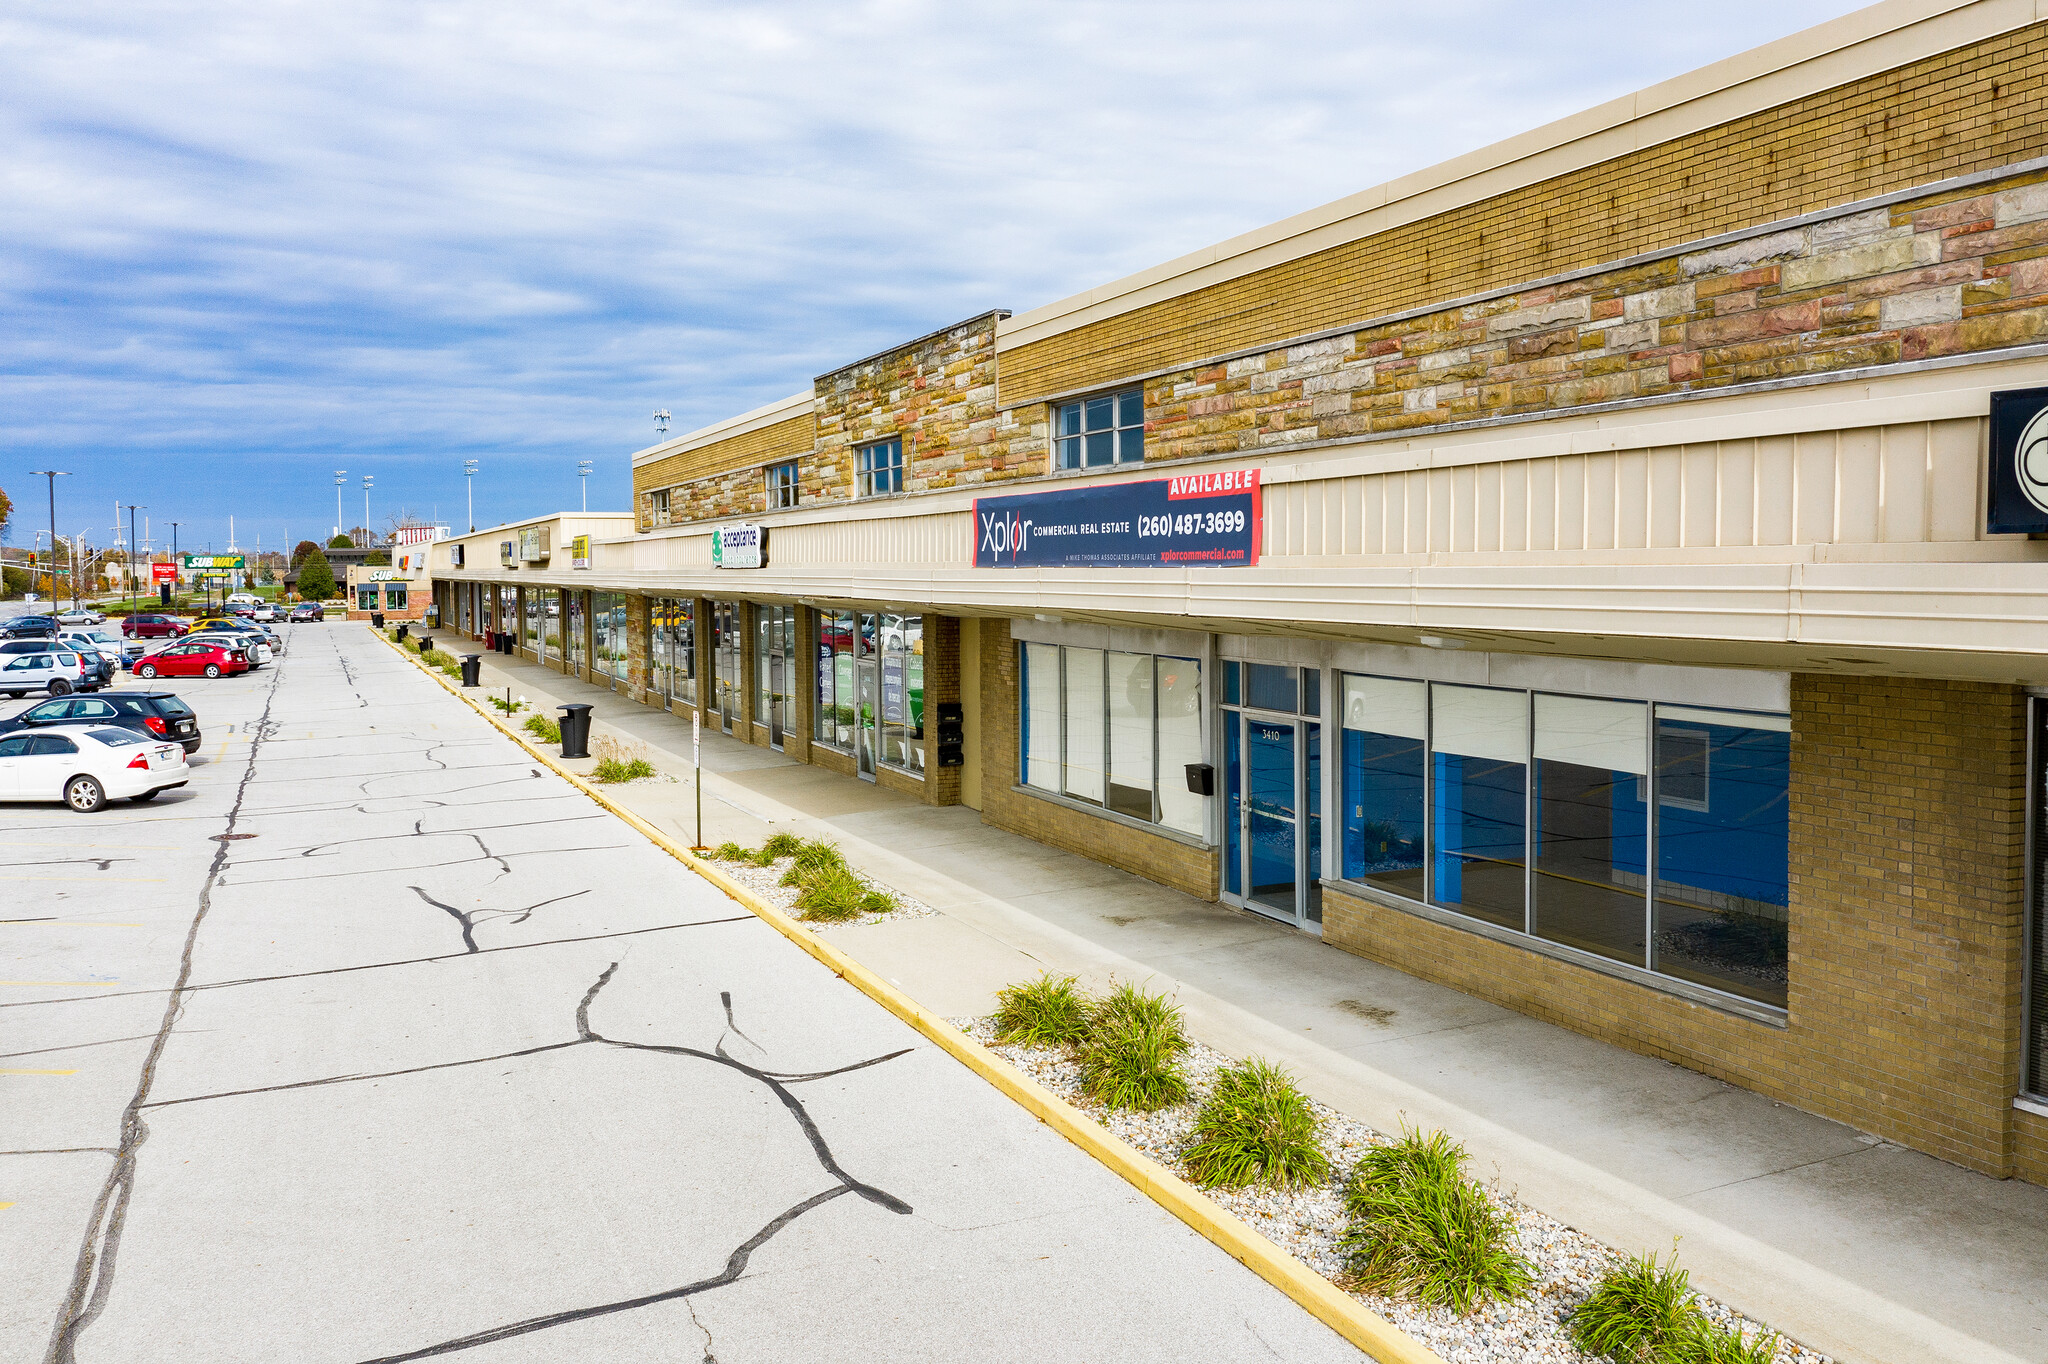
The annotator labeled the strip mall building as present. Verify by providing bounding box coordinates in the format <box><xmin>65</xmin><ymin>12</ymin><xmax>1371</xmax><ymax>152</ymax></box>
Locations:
<box><xmin>434</xmin><ymin>0</ymin><xmax>2048</xmax><ymax>1186</ymax></box>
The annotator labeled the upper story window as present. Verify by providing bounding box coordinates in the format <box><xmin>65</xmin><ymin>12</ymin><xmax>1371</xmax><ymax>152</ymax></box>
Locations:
<box><xmin>1055</xmin><ymin>387</ymin><xmax>1144</xmax><ymax>470</ymax></box>
<box><xmin>642</xmin><ymin>487</ymin><xmax>671</xmax><ymax>529</ymax></box>
<box><xmin>765</xmin><ymin>461</ymin><xmax>799</xmax><ymax>510</ymax></box>
<box><xmin>859</xmin><ymin>439</ymin><xmax>903</xmax><ymax>497</ymax></box>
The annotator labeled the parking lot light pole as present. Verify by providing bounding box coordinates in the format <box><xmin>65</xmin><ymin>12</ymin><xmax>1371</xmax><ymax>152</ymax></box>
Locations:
<box><xmin>28</xmin><ymin>470</ymin><xmax>68</xmax><ymax>602</ymax></box>
<box><xmin>125</xmin><ymin>504</ymin><xmax>145</xmax><ymax>610</ymax></box>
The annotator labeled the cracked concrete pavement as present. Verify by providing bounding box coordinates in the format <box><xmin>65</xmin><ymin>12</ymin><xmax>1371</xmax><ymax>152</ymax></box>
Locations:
<box><xmin>2</xmin><ymin>622</ymin><xmax>1362</xmax><ymax>1364</ymax></box>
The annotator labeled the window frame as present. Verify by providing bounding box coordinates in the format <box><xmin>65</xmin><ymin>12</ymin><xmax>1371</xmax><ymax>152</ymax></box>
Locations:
<box><xmin>764</xmin><ymin>461</ymin><xmax>800</xmax><ymax>510</ymax></box>
<box><xmin>857</xmin><ymin>439</ymin><xmax>904</xmax><ymax>498</ymax></box>
<box><xmin>1053</xmin><ymin>385</ymin><xmax>1146</xmax><ymax>471</ymax></box>
<box><xmin>1018</xmin><ymin>640</ymin><xmax>1206</xmax><ymax>841</ymax></box>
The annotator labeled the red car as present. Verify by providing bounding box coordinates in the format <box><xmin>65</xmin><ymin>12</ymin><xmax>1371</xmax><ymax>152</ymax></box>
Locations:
<box><xmin>123</xmin><ymin>613</ymin><xmax>189</xmax><ymax>640</ymax></box>
<box><xmin>134</xmin><ymin>641</ymin><xmax>250</xmax><ymax>679</ymax></box>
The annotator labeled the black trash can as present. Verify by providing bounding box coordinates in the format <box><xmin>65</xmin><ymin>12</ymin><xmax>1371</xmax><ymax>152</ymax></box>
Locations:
<box><xmin>395</xmin><ymin>622</ymin><xmax>409</xmax><ymax>642</ymax></box>
<box><xmin>372</xmin><ymin>613</ymin><xmax>386</xmax><ymax>629</ymax></box>
<box><xmin>558</xmin><ymin>703</ymin><xmax>593</xmax><ymax>759</ymax></box>
<box><xmin>417</xmin><ymin>636</ymin><xmax>433</xmax><ymax>654</ymax></box>
<box><xmin>501</xmin><ymin>633</ymin><xmax>516</xmax><ymax>655</ymax></box>
<box><xmin>460</xmin><ymin>654</ymin><xmax>482</xmax><ymax>687</ymax></box>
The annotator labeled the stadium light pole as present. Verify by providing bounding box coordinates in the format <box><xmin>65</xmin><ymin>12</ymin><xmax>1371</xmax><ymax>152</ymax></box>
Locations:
<box><xmin>578</xmin><ymin>460</ymin><xmax>593</xmax><ymax>512</ymax></box>
<box><xmin>464</xmin><ymin>460</ymin><xmax>479</xmax><ymax>531</ymax></box>
<box><xmin>362</xmin><ymin>475</ymin><xmax>374</xmax><ymax>546</ymax></box>
<box><xmin>27</xmin><ymin>470</ymin><xmax>68</xmax><ymax>602</ymax></box>
<box><xmin>334</xmin><ymin>471</ymin><xmax>347</xmax><ymax>538</ymax></box>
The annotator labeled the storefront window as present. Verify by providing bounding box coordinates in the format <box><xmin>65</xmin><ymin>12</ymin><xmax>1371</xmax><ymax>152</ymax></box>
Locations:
<box><xmin>815</xmin><ymin>610</ymin><xmax>856</xmax><ymax>748</ymax></box>
<box><xmin>1335</xmin><ymin>672</ymin><xmax>1789</xmax><ymax>1009</ymax></box>
<box><xmin>1650</xmin><ymin>706</ymin><xmax>1789</xmax><ymax>1007</ymax></box>
<box><xmin>756</xmin><ymin>605</ymin><xmax>794</xmax><ymax>744</ymax></box>
<box><xmin>385</xmin><ymin>583</ymin><xmax>408</xmax><ymax>611</ymax></box>
<box><xmin>541</xmin><ymin>589</ymin><xmax>560</xmax><ymax>660</ymax></box>
<box><xmin>1341</xmin><ymin>676</ymin><xmax>1426</xmax><ymax>900</ymax></box>
<box><xmin>880</xmin><ymin>614</ymin><xmax>923</xmax><ymax>772</ymax></box>
<box><xmin>566</xmin><ymin>592</ymin><xmax>586</xmax><ymax>673</ymax></box>
<box><xmin>522</xmin><ymin>590</ymin><xmax>539</xmax><ymax>652</ymax></box>
<box><xmin>1532</xmin><ymin>695</ymin><xmax>1649</xmax><ymax>967</ymax></box>
<box><xmin>1021</xmin><ymin>643</ymin><xmax>1203</xmax><ymax>835</ymax></box>
<box><xmin>653</xmin><ymin>598</ymin><xmax>695</xmax><ymax>706</ymax></box>
<box><xmin>2027</xmin><ymin>700</ymin><xmax>2048</xmax><ymax>1099</ymax></box>
<box><xmin>356</xmin><ymin>584</ymin><xmax>378</xmax><ymax>612</ymax></box>
<box><xmin>593</xmin><ymin>592</ymin><xmax>624</xmax><ymax>680</ymax></box>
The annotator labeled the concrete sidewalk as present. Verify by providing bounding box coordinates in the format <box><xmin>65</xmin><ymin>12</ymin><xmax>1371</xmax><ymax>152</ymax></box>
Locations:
<box><xmin>446</xmin><ymin>641</ymin><xmax>2048</xmax><ymax>1364</ymax></box>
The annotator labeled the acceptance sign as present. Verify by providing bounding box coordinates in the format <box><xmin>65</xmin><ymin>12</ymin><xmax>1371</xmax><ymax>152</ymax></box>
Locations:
<box><xmin>973</xmin><ymin>468</ymin><xmax>1261</xmax><ymax>569</ymax></box>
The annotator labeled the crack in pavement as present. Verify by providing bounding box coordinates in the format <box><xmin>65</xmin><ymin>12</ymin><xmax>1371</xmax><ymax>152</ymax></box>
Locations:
<box><xmin>351</xmin><ymin>961</ymin><xmax>913</xmax><ymax>1363</ymax></box>
<box><xmin>222</xmin><ymin>843</ymin><xmax>633</xmax><ymax>887</ymax></box>
<box><xmin>0</xmin><ymin>917</ymin><xmax>759</xmax><ymax>1011</ymax></box>
<box><xmin>40</xmin><ymin>658</ymin><xmax>288</xmax><ymax>1364</ymax></box>
<box><xmin>409</xmin><ymin>886</ymin><xmax>590</xmax><ymax>953</ymax></box>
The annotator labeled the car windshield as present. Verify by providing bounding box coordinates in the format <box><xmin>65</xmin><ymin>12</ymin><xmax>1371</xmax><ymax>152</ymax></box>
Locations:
<box><xmin>89</xmin><ymin>727</ymin><xmax>147</xmax><ymax>746</ymax></box>
<box><xmin>155</xmin><ymin>698</ymin><xmax>194</xmax><ymax>717</ymax></box>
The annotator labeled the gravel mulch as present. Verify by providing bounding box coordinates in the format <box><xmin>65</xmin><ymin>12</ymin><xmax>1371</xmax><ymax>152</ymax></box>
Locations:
<box><xmin>950</xmin><ymin>1015</ymin><xmax>1825</xmax><ymax>1364</ymax></box>
<box><xmin>705</xmin><ymin>852</ymin><xmax>941</xmax><ymax>929</ymax></box>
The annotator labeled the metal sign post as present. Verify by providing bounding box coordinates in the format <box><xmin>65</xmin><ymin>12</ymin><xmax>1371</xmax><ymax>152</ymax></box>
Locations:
<box><xmin>693</xmin><ymin>711</ymin><xmax>702</xmax><ymax>850</ymax></box>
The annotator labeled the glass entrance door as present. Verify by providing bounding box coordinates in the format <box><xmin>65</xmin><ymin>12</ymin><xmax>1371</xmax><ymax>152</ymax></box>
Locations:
<box><xmin>1246</xmin><ymin>718</ymin><xmax>1298</xmax><ymax>918</ymax></box>
<box><xmin>855</xmin><ymin>612</ymin><xmax>879</xmax><ymax>780</ymax></box>
<box><xmin>713</xmin><ymin>601</ymin><xmax>741</xmax><ymax>734</ymax></box>
<box><xmin>1222</xmin><ymin>685</ymin><xmax>1324</xmax><ymax>932</ymax></box>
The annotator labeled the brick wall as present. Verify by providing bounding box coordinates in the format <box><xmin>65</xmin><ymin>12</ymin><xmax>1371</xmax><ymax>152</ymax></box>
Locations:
<box><xmin>1324</xmin><ymin>674</ymin><xmax>2031</xmax><ymax>1178</ymax></box>
<box><xmin>636</xmin><ymin>411</ymin><xmax>815</xmax><ymax>522</ymax></box>
<box><xmin>814</xmin><ymin>312</ymin><xmax>1013</xmax><ymax>498</ymax></box>
<box><xmin>976</xmin><ymin>618</ymin><xmax>1219</xmax><ymax>900</ymax></box>
<box><xmin>1002</xmin><ymin>21</ymin><xmax>2048</xmax><ymax>403</ymax></box>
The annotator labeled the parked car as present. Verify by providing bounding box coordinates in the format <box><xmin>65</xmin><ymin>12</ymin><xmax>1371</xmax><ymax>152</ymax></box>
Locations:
<box><xmin>192</xmin><ymin>618</ymin><xmax>282</xmax><ymax>651</ymax></box>
<box><xmin>122</xmin><ymin>613</ymin><xmax>188</xmax><ymax>641</ymax></box>
<box><xmin>0</xmin><ymin>650</ymin><xmax>86</xmax><ymax>698</ymax></box>
<box><xmin>182</xmin><ymin>631</ymin><xmax>272</xmax><ymax>666</ymax></box>
<box><xmin>0</xmin><ymin>691</ymin><xmax>202</xmax><ymax>754</ymax></box>
<box><xmin>2</xmin><ymin>615</ymin><xmax>60</xmax><ymax>640</ymax></box>
<box><xmin>65</xmin><ymin>645</ymin><xmax>118</xmax><ymax>687</ymax></box>
<box><xmin>0</xmin><ymin>724</ymin><xmax>189</xmax><ymax>810</ymax></box>
<box><xmin>0</xmin><ymin>639</ymin><xmax>61</xmax><ymax>658</ymax></box>
<box><xmin>132</xmin><ymin>640</ymin><xmax>251</xmax><ymax>680</ymax></box>
<box><xmin>59</xmin><ymin>626</ymin><xmax>133</xmax><ymax>660</ymax></box>
<box><xmin>55</xmin><ymin>607</ymin><xmax>106</xmax><ymax>625</ymax></box>
<box><xmin>251</xmin><ymin>603</ymin><xmax>279</xmax><ymax>622</ymax></box>
<box><xmin>289</xmin><ymin>603</ymin><xmax>324</xmax><ymax>622</ymax></box>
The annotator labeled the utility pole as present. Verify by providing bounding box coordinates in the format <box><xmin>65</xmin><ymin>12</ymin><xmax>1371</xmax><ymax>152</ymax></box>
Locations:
<box><xmin>170</xmin><ymin>523</ymin><xmax>181</xmax><ymax>607</ymax></box>
<box><xmin>28</xmin><ymin>470</ymin><xmax>68</xmax><ymax>602</ymax></box>
<box><xmin>125</xmin><ymin>504</ymin><xmax>145</xmax><ymax>610</ymax></box>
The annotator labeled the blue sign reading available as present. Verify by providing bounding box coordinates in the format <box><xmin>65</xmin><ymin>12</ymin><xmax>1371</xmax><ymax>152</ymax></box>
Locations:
<box><xmin>973</xmin><ymin>468</ymin><xmax>1262</xmax><ymax>568</ymax></box>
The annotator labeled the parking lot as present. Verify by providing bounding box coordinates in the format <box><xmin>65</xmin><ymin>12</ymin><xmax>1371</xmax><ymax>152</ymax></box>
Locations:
<box><xmin>2</xmin><ymin>621</ymin><xmax>1359</xmax><ymax>1363</ymax></box>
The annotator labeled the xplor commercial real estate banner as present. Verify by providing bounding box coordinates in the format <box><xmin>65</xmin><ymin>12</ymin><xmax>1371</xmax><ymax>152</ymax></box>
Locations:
<box><xmin>973</xmin><ymin>469</ymin><xmax>1261</xmax><ymax>569</ymax></box>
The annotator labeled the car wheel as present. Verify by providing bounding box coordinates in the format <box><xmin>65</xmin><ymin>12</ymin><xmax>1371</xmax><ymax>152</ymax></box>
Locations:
<box><xmin>64</xmin><ymin>775</ymin><xmax>106</xmax><ymax>813</ymax></box>
<box><xmin>50</xmin><ymin>678</ymin><xmax>71</xmax><ymax>695</ymax></box>
<box><xmin>137</xmin><ymin>664</ymin><xmax>158</xmax><ymax>678</ymax></box>
<box><xmin>129</xmin><ymin>790</ymin><xmax>160</xmax><ymax>803</ymax></box>
<box><xmin>203</xmin><ymin>663</ymin><xmax>222</xmax><ymax>678</ymax></box>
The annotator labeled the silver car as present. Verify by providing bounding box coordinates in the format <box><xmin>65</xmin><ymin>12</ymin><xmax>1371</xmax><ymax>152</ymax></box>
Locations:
<box><xmin>175</xmin><ymin>631</ymin><xmax>273</xmax><ymax>667</ymax></box>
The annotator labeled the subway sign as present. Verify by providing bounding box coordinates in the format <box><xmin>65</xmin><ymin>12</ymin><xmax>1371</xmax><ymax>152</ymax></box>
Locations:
<box><xmin>973</xmin><ymin>468</ymin><xmax>1261</xmax><ymax>569</ymax></box>
<box><xmin>182</xmin><ymin>554</ymin><xmax>245</xmax><ymax>570</ymax></box>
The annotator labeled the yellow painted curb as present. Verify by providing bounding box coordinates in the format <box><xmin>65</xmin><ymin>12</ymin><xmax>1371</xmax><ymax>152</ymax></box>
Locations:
<box><xmin>376</xmin><ymin>628</ymin><xmax>1445</xmax><ymax>1364</ymax></box>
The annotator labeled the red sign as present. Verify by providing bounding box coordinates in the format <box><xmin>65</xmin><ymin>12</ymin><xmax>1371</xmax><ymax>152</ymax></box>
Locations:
<box><xmin>151</xmin><ymin>562</ymin><xmax>178</xmax><ymax>582</ymax></box>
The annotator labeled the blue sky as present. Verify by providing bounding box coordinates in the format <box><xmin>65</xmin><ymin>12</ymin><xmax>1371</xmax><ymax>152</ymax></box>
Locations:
<box><xmin>0</xmin><ymin>0</ymin><xmax>1858</xmax><ymax>552</ymax></box>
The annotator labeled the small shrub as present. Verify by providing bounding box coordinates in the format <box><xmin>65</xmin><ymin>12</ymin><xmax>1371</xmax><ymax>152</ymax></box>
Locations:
<box><xmin>756</xmin><ymin>831</ymin><xmax>805</xmax><ymax>865</ymax></box>
<box><xmin>490</xmin><ymin>695</ymin><xmax>526</xmax><ymax>714</ymax></box>
<box><xmin>991</xmin><ymin>974</ymin><xmax>1094</xmax><ymax>1047</ymax></box>
<box><xmin>1566</xmin><ymin>1249</ymin><xmax>1704</xmax><ymax>1361</ymax></box>
<box><xmin>1680</xmin><ymin>1319</ymin><xmax>1783</xmax><ymax>1364</ymax></box>
<box><xmin>1338</xmin><ymin>1127</ymin><xmax>1535</xmax><ymax>1314</ymax></box>
<box><xmin>778</xmin><ymin>839</ymin><xmax>846</xmax><ymax>886</ymax></box>
<box><xmin>523</xmin><ymin>714</ymin><xmax>561</xmax><ymax>744</ymax></box>
<box><xmin>793</xmin><ymin>866</ymin><xmax>869</xmax><ymax>922</ymax></box>
<box><xmin>589</xmin><ymin>734</ymin><xmax>656</xmax><ymax>782</ymax></box>
<box><xmin>858</xmin><ymin>888</ymin><xmax>898</xmax><ymax>914</ymax></box>
<box><xmin>1183</xmin><ymin>1058</ymin><xmax>1330</xmax><ymax>1191</ymax></box>
<box><xmin>1078</xmin><ymin>984</ymin><xmax>1189</xmax><ymax>1112</ymax></box>
<box><xmin>711</xmin><ymin>841</ymin><xmax>753</xmax><ymax>861</ymax></box>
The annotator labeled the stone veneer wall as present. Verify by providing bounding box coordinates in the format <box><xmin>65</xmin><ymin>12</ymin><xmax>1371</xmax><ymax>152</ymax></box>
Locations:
<box><xmin>1324</xmin><ymin>674</ymin><xmax>2031</xmax><ymax>1180</ymax></box>
<box><xmin>974</xmin><ymin>618</ymin><xmax>1218</xmax><ymax>900</ymax></box>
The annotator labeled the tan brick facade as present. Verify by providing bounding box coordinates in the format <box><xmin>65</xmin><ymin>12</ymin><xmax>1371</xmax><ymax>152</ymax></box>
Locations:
<box><xmin>1002</xmin><ymin>21</ymin><xmax>2048</xmax><ymax>403</ymax></box>
<box><xmin>1325</xmin><ymin>674</ymin><xmax>2029</xmax><ymax>1177</ymax></box>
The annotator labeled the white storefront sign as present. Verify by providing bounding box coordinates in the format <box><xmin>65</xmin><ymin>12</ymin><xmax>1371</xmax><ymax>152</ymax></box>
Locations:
<box><xmin>711</xmin><ymin>523</ymin><xmax>765</xmax><ymax>569</ymax></box>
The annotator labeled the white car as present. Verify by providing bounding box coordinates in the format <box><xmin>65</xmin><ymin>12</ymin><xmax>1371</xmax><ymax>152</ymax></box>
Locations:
<box><xmin>0</xmin><ymin>724</ymin><xmax>188</xmax><ymax>810</ymax></box>
<box><xmin>250</xmin><ymin>603</ymin><xmax>279</xmax><ymax>622</ymax></box>
<box><xmin>180</xmin><ymin>631</ymin><xmax>272</xmax><ymax>666</ymax></box>
<box><xmin>0</xmin><ymin>649</ymin><xmax>88</xmax><ymax>699</ymax></box>
<box><xmin>56</xmin><ymin>607</ymin><xmax>105</xmax><ymax>625</ymax></box>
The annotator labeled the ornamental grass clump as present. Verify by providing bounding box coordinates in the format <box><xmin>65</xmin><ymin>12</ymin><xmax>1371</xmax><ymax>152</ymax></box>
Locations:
<box><xmin>1182</xmin><ymin>1058</ymin><xmax>1330</xmax><ymax>1191</ymax></box>
<box><xmin>991</xmin><ymin>974</ymin><xmax>1094</xmax><ymax>1048</ymax></box>
<box><xmin>791</xmin><ymin>865</ymin><xmax>869</xmax><ymax>922</ymax></box>
<box><xmin>523</xmin><ymin>714</ymin><xmax>560</xmax><ymax>744</ymax></box>
<box><xmin>755</xmin><ymin>831</ymin><xmax>804</xmax><ymax>865</ymax></box>
<box><xmin>1679</xmin><ymin>1320</ymin><xmax>1784</xmax><ymax>1364</ymax></box>
<box><xmin>1337</xmin><ymin>1127</ymin><xmax>1534</xmax><ymax>1315</ymax></box>
<box><xmin>1566</xmin><ymin>1248</ymin><xmax>1712</xmax><ymax>1363</ymax></box>
<box><xmin>711</xmin><ymin>841</ymin><xmax>753</xmax><ymax>861</ymax></box>
<box><xmin>1078</xmin><ymin>984</ymin><xmax>1189</xmax><ymax>1112</ymax></box>
<box><xmin>778</xmin><ymin>839</ymin><xmax>847</xmax><ymax>886</ymax></box>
